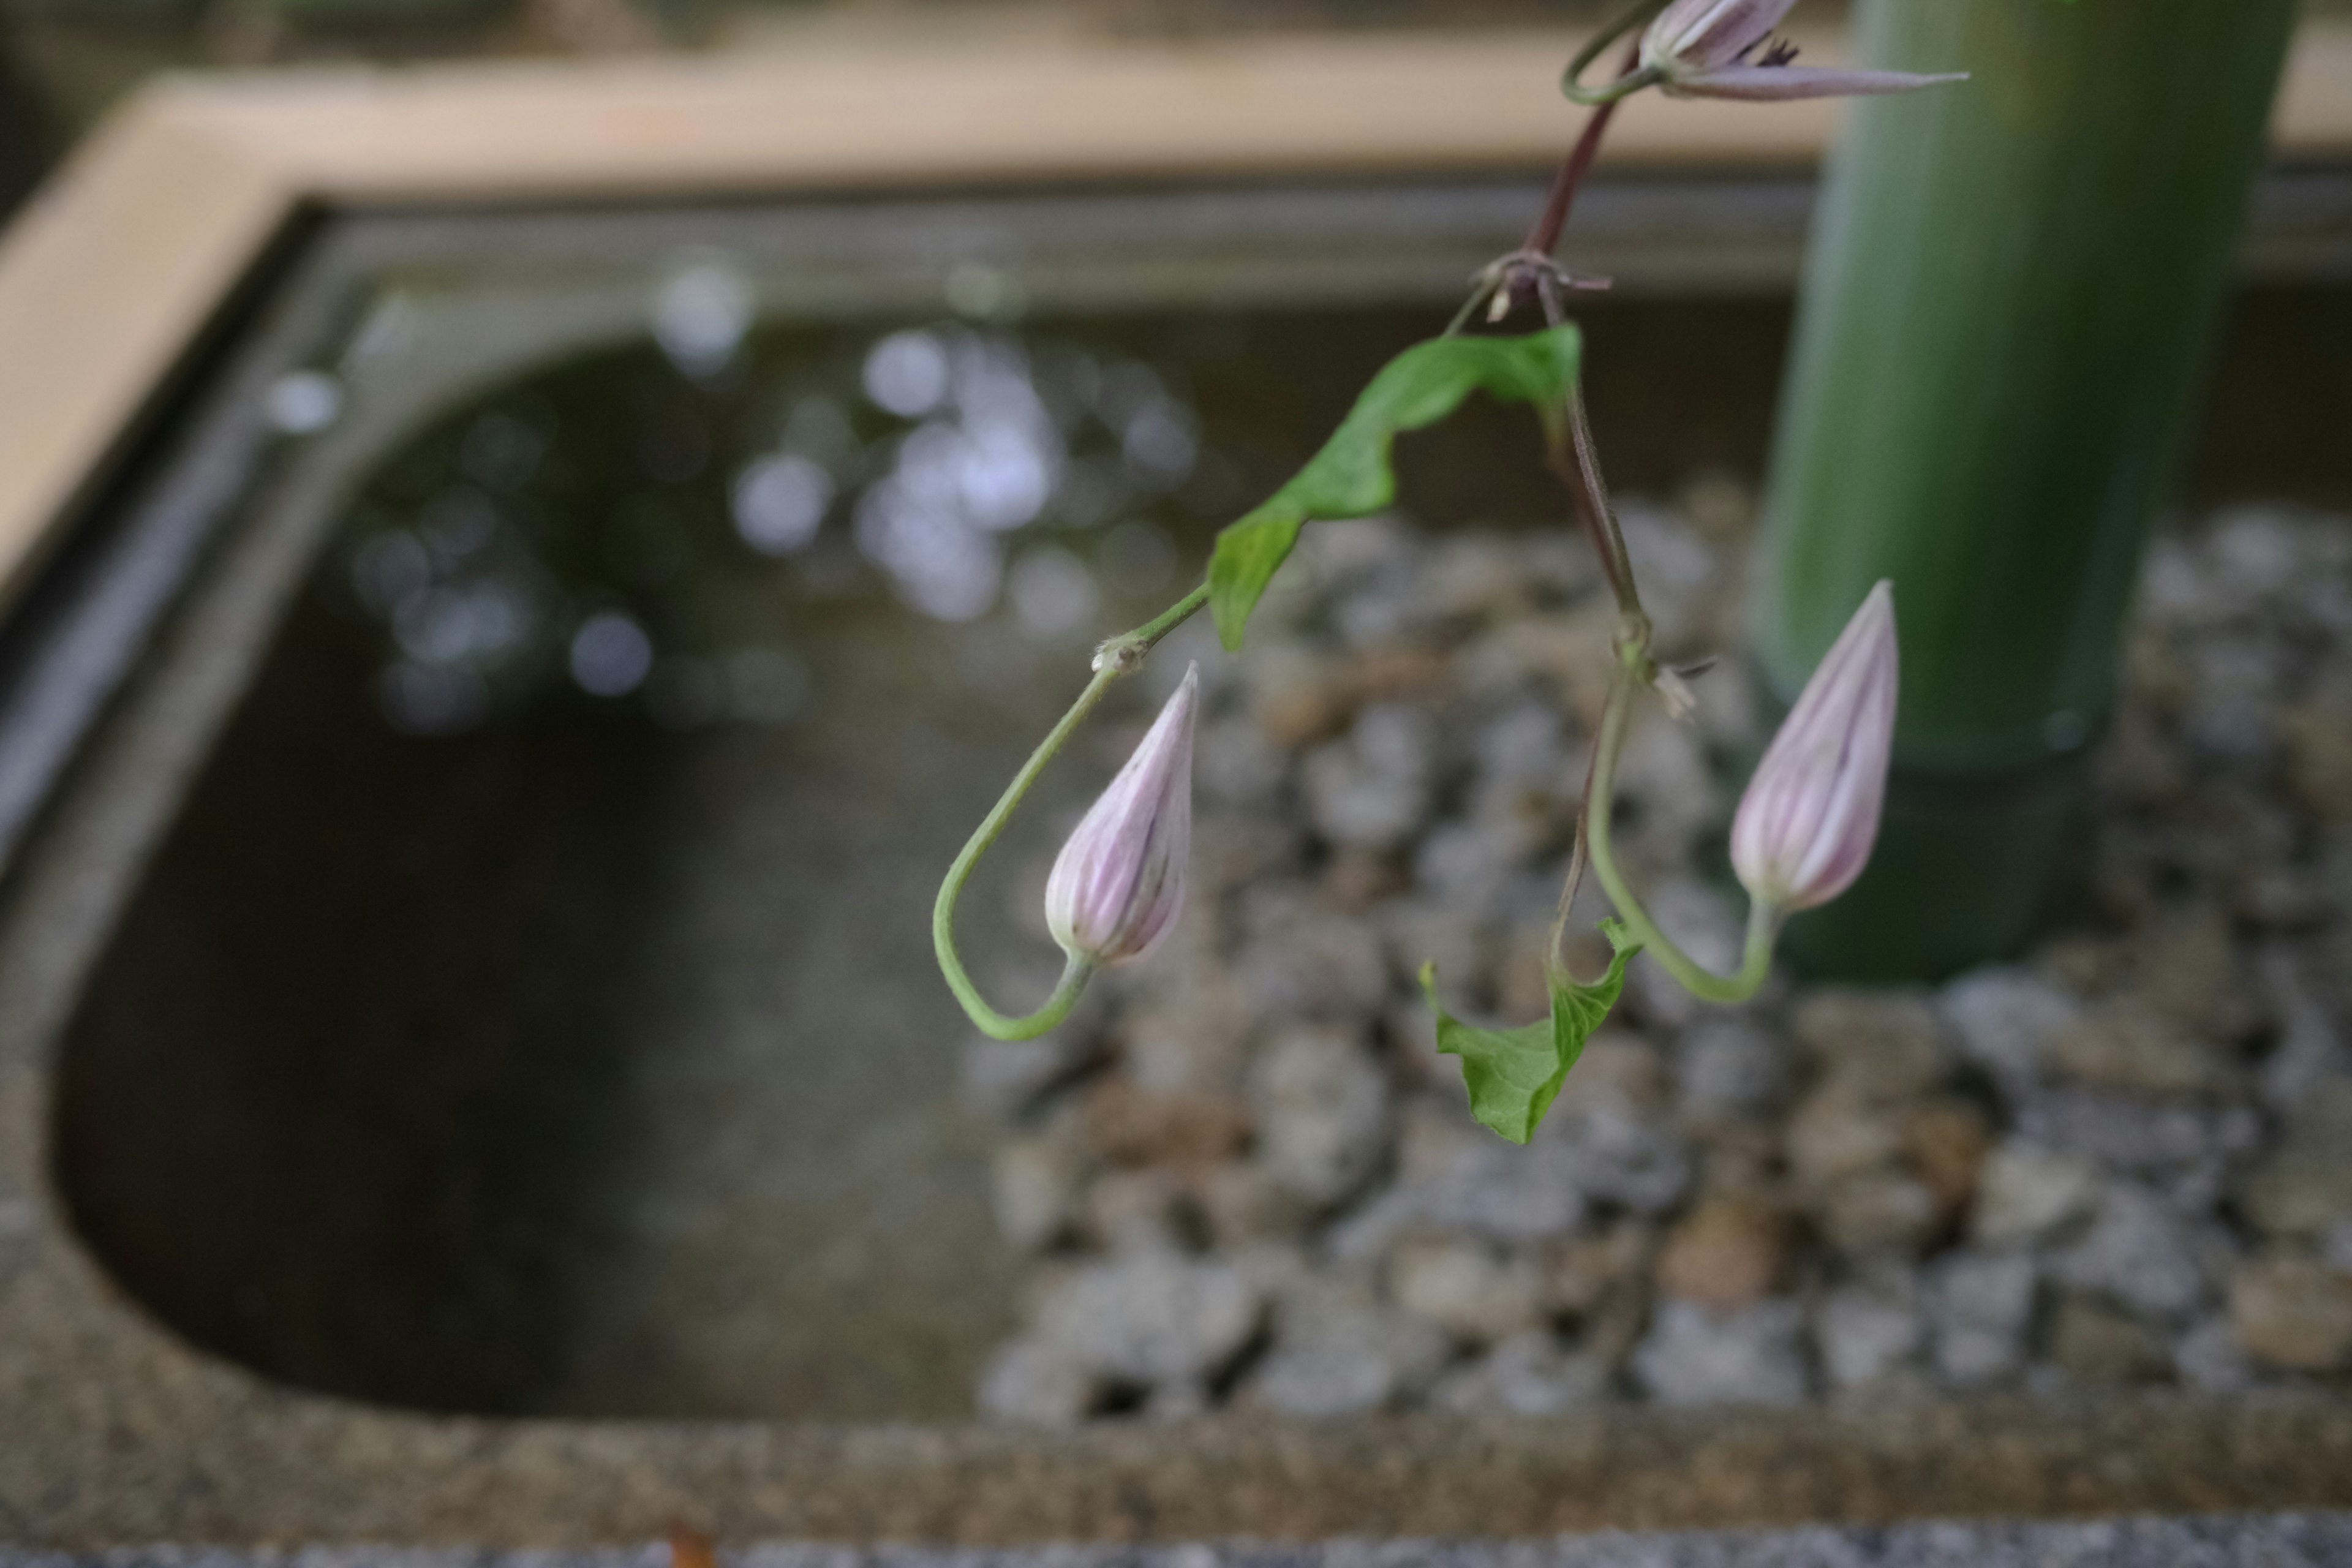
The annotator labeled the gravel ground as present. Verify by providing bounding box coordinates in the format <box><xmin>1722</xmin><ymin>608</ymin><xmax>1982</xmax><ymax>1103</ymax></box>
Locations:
<box><xmin>963</xmin><ymin>493</ymin><xmax>2352</xmax><ymax>1425</ymax></box>
<box><xmin>13</xmin><ymin>1517</ymin><xmax>2352</xmax><ymax>1568</ymax></box>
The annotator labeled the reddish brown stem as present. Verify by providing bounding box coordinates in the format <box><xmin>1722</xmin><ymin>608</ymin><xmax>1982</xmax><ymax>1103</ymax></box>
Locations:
<box><xmin>1523</xmin><ymin>39</ymin><xmax>1645</xmax><ymax>258</ymax></box>
<box><xmin>1525</xmin><ymin>99</ymin><xmax>1621</xmax><ymax>258</ymax></box>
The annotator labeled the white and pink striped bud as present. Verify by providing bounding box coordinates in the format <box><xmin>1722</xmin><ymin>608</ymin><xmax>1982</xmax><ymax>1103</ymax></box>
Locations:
<box><xmin>1731</xmin><ymin>581</ymin><xmax>1899</xmax><ymax>913</ymax></box>
<box><xmin>1045</xmin><ymin>663</ymin><xmax>1199</xmax><ymax>967</ymax></box>
<box><xmin>1640</xmin><ymin>0</ymin><xmax>1966</xmax><ymax>102</ymax></box>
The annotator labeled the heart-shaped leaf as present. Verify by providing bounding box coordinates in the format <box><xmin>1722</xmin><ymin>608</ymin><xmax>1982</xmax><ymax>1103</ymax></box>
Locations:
<box><xmin>1419</xmin><ymin>919</ymin><xmax>1638</xmax><ymax>1144</ymax></box>
<box><xmin>1207</xmin><ymin>326</ymin><xmax>1581</xmax><ymax>650</ymax></box>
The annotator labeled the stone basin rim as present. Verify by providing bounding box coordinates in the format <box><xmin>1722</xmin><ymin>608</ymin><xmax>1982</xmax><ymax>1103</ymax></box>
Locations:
<box><xmin>10</xmin><ymin>1247</ymin><xmax>2352</xmax><ymax>1553</ymax></box>
<box><xmin>5</xmin><ymin>92</ymin><xmax>2352</xmax><ymax>1546</ymax></box>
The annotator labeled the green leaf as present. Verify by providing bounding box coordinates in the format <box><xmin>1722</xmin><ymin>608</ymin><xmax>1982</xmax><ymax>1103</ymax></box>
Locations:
<box><xmin>1419</xmin><ymin>918</ymin><xmax>1639</xmax><ymax>1145</ymax></box>
<box><xmin>1206</xmin><ymin>325</ymin><xmax>1581</xmax><ymax>650</ymax></box>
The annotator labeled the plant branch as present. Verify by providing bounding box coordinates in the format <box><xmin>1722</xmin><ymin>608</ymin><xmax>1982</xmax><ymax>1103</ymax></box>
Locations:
<box><xmin>1516</xmin><ymin>66</ymin><xmax>1648</xmax><ymax>627</ymax></box>
<box><xmin>1529</xmin><ymin>46</ymin><xmax>1639</xmax><ymax>257</ymax></box>
<box><xmin>1451</xmin><ymin>32</ymin><xmax>1646</xmax><ymax>338</ymax></box>
<box><xmin>1528</xmin><ymin>282</ymin><xmax>1640</xmax><ymax>624</ymax></box>
<box><xmin>1558</xmin><ymin>377</ymin><xmax>1643</xmax><ymax>620</ymax></box>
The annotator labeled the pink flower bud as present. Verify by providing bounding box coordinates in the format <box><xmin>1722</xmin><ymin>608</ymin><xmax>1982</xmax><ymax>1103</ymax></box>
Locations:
<box><xmin>1731</xmin><ymin>581</ymin><xmax>1898</xmax><ymax>912</ymax></box>
<box><xmin>1640</xmin><ymin>0</ymin><xmax>1966</xmax><ymax>102</ymax></box>
<box><xmin>1045</xmin><ymin>663</ymin><xmax>1199</xmax><ymax>967</ymax></box>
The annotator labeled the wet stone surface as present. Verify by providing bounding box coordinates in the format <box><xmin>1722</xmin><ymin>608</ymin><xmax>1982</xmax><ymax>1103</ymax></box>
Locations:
<box><xmin>967</xmin><ymin>500</ymin><xmax>2352</xmax><ymax>1422</ymax></box>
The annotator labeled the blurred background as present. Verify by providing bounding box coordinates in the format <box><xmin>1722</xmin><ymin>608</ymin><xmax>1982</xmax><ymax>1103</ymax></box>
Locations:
<box><xmin>5</xmin><ymin>0</ymin><xmax>2350</xmax><ymax>1452</ymax></box>
<box><xmin>0</xmin><ymin>1</ymin><xmax>1941</xmax><ymax>221</ymax></box>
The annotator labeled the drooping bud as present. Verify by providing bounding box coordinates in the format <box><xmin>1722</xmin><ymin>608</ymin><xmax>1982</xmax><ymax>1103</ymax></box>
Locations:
<box><xmin>1731</xmin><ymin>581</ymin><xmax>1898</xmax><ymax>912</ymax></box>
<box><xmin>1045</xmin><ymin>663</ymin><xmax>1199</xmax><ymax>967</ymax></box>
<box><xmin>1640</xmin><ymin>0</ymin><xmax>1966</xmax><ymax>102</ymax></box>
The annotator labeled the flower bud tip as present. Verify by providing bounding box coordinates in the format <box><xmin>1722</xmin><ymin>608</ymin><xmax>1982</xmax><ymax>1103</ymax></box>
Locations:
<box><xmin>1044</xmin><ymin>662</ymin><xmax>1199</xmax><ymax>967</ymax></box>
<box><xmin>1642</xmin><ymin>0</ymin><xmax>1967</xmax><ymax>102</ymax></box>
<box><xmin>1731</xmin><ymin>581</ymin><xmax>1898</xmax><ymax>913</ymax></box>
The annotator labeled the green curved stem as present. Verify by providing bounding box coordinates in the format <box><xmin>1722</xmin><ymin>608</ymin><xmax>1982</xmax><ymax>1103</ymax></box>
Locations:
<box><xmin>931</xmin><ymin>582</ymin><xmax>1210</xmax><ymax>1039</ymax></box>
<box><xmin>932</xmin><ymin>666</ymin><xmax>1113</xmax><ymax>1039</ymax></box>
<box><xmin>1582</xmin><ymin>644</ymin><xmax>1780</xmax><ymax>1004</ymax></box>
<box><xmin>1561</xmin><ymin>0</ymin><xmax>1671</xmax><ymax>106</ymax></box>
<box><xmin>1117</xmin><ymin>582</ymin><xmax>1212</xmax><ymax>660</ymax></box>
<box><xmin>1564</xmin><ymin>61</ymin><xmax>1667</xmax><ymax>108</ymax></box>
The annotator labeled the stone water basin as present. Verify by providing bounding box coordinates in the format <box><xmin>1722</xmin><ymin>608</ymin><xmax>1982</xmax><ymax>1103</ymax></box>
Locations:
<box><xmin>1</xmin><ymin>180</ymin><xmax>2350</xmax><ymax>1541</ymax></box>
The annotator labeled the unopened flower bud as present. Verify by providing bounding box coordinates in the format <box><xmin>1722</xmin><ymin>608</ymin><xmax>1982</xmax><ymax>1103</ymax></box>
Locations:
<box><xmin>1731</xmin><ymin>581</ymin><xmax>1898</xmax><ymax>912</ymax></box>
<box><xmin>1045</xmin><ymin>663</ymin><xmax>1199</xmax><ymax>966</ymax></box>
<box><xmin>1641</xmin><ymin>0</ymin><xmax>1966</xmax><ymax>101</ymax></box>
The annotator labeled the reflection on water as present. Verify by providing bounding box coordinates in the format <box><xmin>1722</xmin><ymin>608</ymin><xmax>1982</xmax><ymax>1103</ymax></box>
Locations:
<box><xmin>344</xmin><ymin>318</ymin><xmax>1204</xmax><ymax>738</ymax></box>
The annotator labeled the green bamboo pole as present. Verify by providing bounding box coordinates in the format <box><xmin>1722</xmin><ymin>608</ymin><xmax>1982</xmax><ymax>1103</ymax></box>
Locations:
<box><xmin>1754</xmin><ymin>0</ymin><xmax>2298</xmax><ymax>981</ymax></box>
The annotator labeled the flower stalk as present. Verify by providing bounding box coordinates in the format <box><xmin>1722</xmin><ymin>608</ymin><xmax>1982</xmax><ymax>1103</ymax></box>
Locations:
<box><xmin>937</xmin><ymin>7</ymin><xmax>1953</xmax><ymax>1119</ymax></box>
<box><xmin>1567</xmin><ymin>626</ymin><xmax>1778</xmax><ymax>1005</ymax></box>
<box><xmin>932</xmin><ymin>584</ymin><xmax>1207</xmax><ymax>1040</ymax></box>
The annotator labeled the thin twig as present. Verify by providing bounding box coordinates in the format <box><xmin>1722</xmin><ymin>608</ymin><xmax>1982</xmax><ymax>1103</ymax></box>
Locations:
<box><xmin>1456</xmin><ymin>36</ymin><xmax>1645</xmax><ymax>333</ymax></box>
<box><xmin>1544</xmin><ymin>733</ymin><xmax>1602</xmax><ymax>984</ymax></box>
<box><xmin>1526</xmin><ymin>57</ymin><xmax>1632</xmax><ymax>259</ymax></box>
<box><xmin>1518</xmin><ymin>33</ymin><xmax>1651</xmax><ymax>626</ymax></box>
<box><xmin>1528</xmin><ymin>276</ymin><xmax>1643</xmax><ymax>624</ymax></box>
<box><xmin>1563</xmin><ymin>379</ymin><xmax>1642</xmax><ymax>620</ymax></box>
